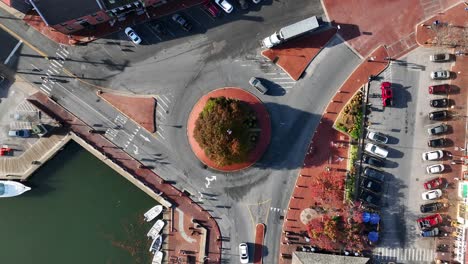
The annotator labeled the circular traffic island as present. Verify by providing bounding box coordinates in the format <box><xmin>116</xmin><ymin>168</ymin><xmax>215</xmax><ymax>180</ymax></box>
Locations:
<box><xmin>187</xmin><ymin>88</ymin><xmax>271</xmax><ymax>172</ymax></box>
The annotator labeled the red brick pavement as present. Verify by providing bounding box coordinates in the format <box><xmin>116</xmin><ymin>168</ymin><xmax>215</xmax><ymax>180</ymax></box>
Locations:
<box><xmin>99</xmin><ymin>92</ymin><xmax>156</xmax><ymax>133</ymax></box>
<box><xmin>253</xmin><ymin>223</ymin><xmax>265</xmax><ymax>264</ymax></box>
<box><xmin>322</xmin><ymin>0</ymin><xmax>459</xmax><ymax>58</ymax></box>
<box><xmin>415</xmin><ymin>2</ymin><xmax>468</xmax><ymax>48</ymax></box>
<box><xmin>186</xmin><ymin>87</ymin><xmax>271</xmax><ymax>172</ymax></box>
<box><xmin>261</xmin><ymin>28</ymin><xmax>337</xmax><ymax>80</ymax></box>
<box><xmin>26</xmin><ymin>92</ymin><xmax>222</xmax><ymax>264</ymax></box>
<box><xmin>23</xmin><ymin>0</ymin><xmax>206</xmax><ymax>45</ymax></box>
<box><xmin>279</xmin><ymin>46</ymin><xmax>389</xmax><ymax>263</ymax></box>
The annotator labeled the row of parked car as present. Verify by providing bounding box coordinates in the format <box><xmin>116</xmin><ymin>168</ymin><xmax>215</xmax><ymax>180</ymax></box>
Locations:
<box><xmin>124</xmin><ymin>0</ymin><xmax>263</xmax><ymax>44</ymax></box>
<box><xmin>417</xmin><ymin>53</ymin><xmax>453</xmax><ymax>238</ymax></box>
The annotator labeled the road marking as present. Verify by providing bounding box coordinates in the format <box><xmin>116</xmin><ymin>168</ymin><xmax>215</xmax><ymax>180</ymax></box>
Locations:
<box><xmin>50</xmin><ymin>67</ymin><xmax>60</xmax><ymax>74</ymax></box>
<box><xmin>161</xmin><ymin>94</ymin><xmax>171</xmax><ymax>103</ymax></box>
<box><xmin>183</xmin><ymin>12</ymin><xmax>202</xmax><ymax>26</ymax></box>
<box><xmin>205</xmin><ymin>175</ymin><xmax>216</xmax><ymax>188</ymax></box>
<box><xmin>133</xmin><ymin>144</ymin><xmax>139</xmax><ymax>155</ymax></box>
<box><xmin>157</xmin><ymin>131</ymin><xmax>165</xmax><ymax>140</ymax></box>
<box><xmin>140</xmin><ymin>134</ymin><xmax>151</xmax><ymax>142</ymax></box>
<box><xmin>157</xmin><ymin>96</ymin><xmax>169</xmax><ymax>108</ymax></box>
<box><xmin>265</xmin><ymin>73</ymin><xmax>278</xmax><ymax>75</ymax></box>
<box><xmin>4</xmin><ymin>40</ymin><xmax>22</xmax><ymax>64</ymax></box>
<box><xmin>272</xmin><ymin>77</ymin><xmax>292</xmax><ymax>80</ymax></box>
<box><xmin>144</xmin><ymin>24</ymin><xmax>162</xmax><ymax>41</ymax></box>
<box><xmin>156</xmin><ymin>110</ymin><xmax>166</xmax><ymax>119</ymax></box>
<box><xmin>157</xmin><ymin>126</ymin><xmax>164</xmax><ymax>132</ymax></box>
<box><xmin>0</xmin><ymin>23</ymin><xmax>48</xmax><ymax>59</ymax></box>
<box><xmin>276</xmin><ymin>82</ymin><xmax>296</xmax><ymax>84</ymax></box>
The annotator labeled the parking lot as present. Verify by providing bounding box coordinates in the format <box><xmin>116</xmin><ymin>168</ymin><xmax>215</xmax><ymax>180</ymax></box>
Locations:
<box><xmin>359</xmin><ymin>47</ymin><xmax>462</xmax><ymax>263</ymax></box>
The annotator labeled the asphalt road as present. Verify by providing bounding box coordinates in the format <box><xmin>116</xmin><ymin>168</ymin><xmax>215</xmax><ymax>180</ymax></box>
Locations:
<box><xmin>0</xmin><ymin>1</ymin><xmax>366</xmax><ymax>263</ymax></box>
<box><xmin>366</xmin><ymin>47</ymin><xmax>455</xmax><ymax>263</ymax></box>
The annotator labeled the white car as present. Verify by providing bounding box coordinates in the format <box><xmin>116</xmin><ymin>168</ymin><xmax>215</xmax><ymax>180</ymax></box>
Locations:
<box><xmin>365</xmin><ymin>143</ymin><xmax>388</xmax><ymax>158</ymax></box>
<box><xmin>367</xmin><ymin>131</ymin><xmax>389</xmax><ymax>144</ymax></box>
<box><xmin>252</xmin><ymin>0</ymin><xmax>261</xmax><ymax>3</ymax></box>
<box><xmin>124</xmin><ymin>27</ymin><xmax>142</xmax><ymax>44</ymax></box>
<box><xmin>215</xmin><ymin>0</ymin><xmax>234</xmax><ymax>13</ymax></box>
<box><xmin>426</xmin><ymin>164</ymin><xmax>445</xmax><ymax>174</ymax></box>
<box><xmin>430</xmin><ymin>70</ymin><xmax>450</xmax><ymax>80</ymax></box>
<box><xmin>239</xmin><ymin>243</ymin><xmax>249</xmax><ymax>264</ymax></box>
<box><xmin>422</xmin><ymin>150</ymin><xmax>444</xmax><ymax>161</ymax></box>
<box><xmin>421</xmin><ymin>189</ymin><xmax>442</xmax><ymax>200</ymax></box>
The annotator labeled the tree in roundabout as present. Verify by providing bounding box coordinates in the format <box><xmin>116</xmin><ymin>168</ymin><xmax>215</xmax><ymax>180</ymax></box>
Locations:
<box><xmin>194</xmin><ymin>96</ymin><xmax>259</xmax><ymax>166</ymax></box>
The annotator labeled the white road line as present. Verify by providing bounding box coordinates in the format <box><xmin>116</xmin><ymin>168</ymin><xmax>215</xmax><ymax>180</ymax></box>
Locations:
<box><xmin>144</xmin><ymin>24</ymin><xmax>162</xmax><ymax>41</ymax></box>
<box><xmin>56</xmin><ymin>52</ymin><xmax>66</xmax><ymax>60</ymax></box>
<box><xmin>157</xmin><ymin>126</ymin><xmax>164</xmax><ymax>132</ymax></box>
<box><xmin>241</xmin><ymin>64</ymin><xmax>252</xmax><ymax>67</ymax></box>
<box><xmin>57</xmin><ymin>50</ymin><xmax>68</xmax><ymax>57</ymax></box>
<box><xmin>157</xmin><ymin>101</ymin><xmax>167</xmax><ymax>111</ymax></box>
<box><xmin>4</xmin><ymin>40</ymin><xmax>23</xmax><ymax>64</ymax></box>
<box><xmin>162</xmin><ymin>95</ymin><xmax>171</xmax><ymax>103</ymax></box>
<box><xmin>157</xmin><ymin>131</ymin><xmax>165</xmax><ymax>140</ymax></box>
<box><xmin>156</xmin><ymin>110</ymin><xmax>166</xmax><ymax>119</ymax></box>
<box><xmin>41</xmin><ymin>84</ymin><xmax>52</xmax><ymax>91</ymax></box>
<box><xmin>51</xmin><ymin>60</ymin><xmax>62</xmax><ymax>67</ymax></box>
<box><xmin>157</xmin><ymin>95</ymin><xmax>169</xmax><ymax>107</ymax></box>
<box><xmin>50</xmin><ymin>67</ymin><xmax>60</xmax><ymax>74</ymax></box>
<box><xmin>30</xmin><ymin>63</ymin><xmax>41</xmax><ymax>71</ymax></box>
<box><xmin>199</xmin><ymin>7</ymin><xmax>216</xmax><ymax>21</ymax></box>
<box><xmin>40</xmin><ymin>88</ymin><xmax>50</xmax><ymax>95</ymax></box>
<box><xmin>272</xmin><ymin>77</ymin><xmax>292</xmax><ymax>80</ymax></box>
<box><xmin>183</xmin><ymin>12</ymin><xmax>202</xmax><ymax>26</ymax></box>
<box><xmin>277</xmin><ymin>82</ymin><xmax>296</xmax><ymax>84</ymax></box>
<box><xmin>59</xmin><ymin>47</ymin><xmax>69</xmax><ymax>54</ymax></box>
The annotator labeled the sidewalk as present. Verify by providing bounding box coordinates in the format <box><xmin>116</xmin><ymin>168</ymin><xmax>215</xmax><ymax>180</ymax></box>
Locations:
<box><xmin>279</xmin><ymin>46</ymin><xmax>389</xmax><ymax>263</ymax></box>
<box><xmin>22</xmin><ymin>0</ymin><xmax>206</xmax><ymax>45</ymax></box>
<box><xmin>27</xmin><ymin>92</ymin><xmax>222</xmax><ymax>263</ymax></box>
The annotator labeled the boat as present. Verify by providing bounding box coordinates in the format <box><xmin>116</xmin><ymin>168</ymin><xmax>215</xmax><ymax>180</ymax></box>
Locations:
<box><xmin>0</xmin><ymin>181</ymin><xmax>31</xmax><ymax>198</ymax></box>
<box><xmin>147</xmin><ymin>219</ymin><xmax>165</xmax><ymax>239</ymax></box>
<box><xmin>152</xmin><ymin>251</ymin><xmax>163</xmax><ymax>264</ymax></box>
<box><xmin>144</xmin><ymin>205</ymin><xmax>163</xmax><ymax>222</ymax></box>
<box><xmin>149</xmin><ymin>235</ymin><xmax>163</xmax><ymax>253</ymax></box>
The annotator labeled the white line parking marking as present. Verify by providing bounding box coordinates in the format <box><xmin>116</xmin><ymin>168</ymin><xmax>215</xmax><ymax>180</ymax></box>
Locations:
<box><xmin>144</xmin><ymin>24</ymin><xmax>162</xmax><ymax>41</ymax></box>
<box><xmin>272</xmin><ymin>77</ymin><xmax>292</xmax><ymax>80</ymax></box>
<box><xmin>4</xmin><ymin>40</ymin><xmax>23</xmax><ymax>64</ymax></box>
<box><xmin>183</xmin><ymin>12</ymin><xmax>202</xmax><ymax>26</ymax></box>
<box><xmin>157</xmin><ymin>131</ymin><xmax>166</xmax><ymax>140</ymax></box>
<box><xmin>276</xmin><ymin>82</ymin><xmax>296</xmax><ymax>84</ymax></box>
<box><xmin>162</xmin><ymin>95</ymin><xmax>171</xmax><ymax>103</ymax></box>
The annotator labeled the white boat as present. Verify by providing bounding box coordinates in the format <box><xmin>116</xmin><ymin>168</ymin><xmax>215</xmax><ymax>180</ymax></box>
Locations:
<box><xmin>147</xmin><ymin>219</ymin><xmax>165</xmax><ymax>239</ymax></box>
<box><xmin>149</xmin><ymin>235</ymin><xmax>163</xmax><ymax>253</ymax></box>
<box><xmin>152</xmin><ymin>251</ymin><xmax>163</xmax><ymax>264</ymax></box>
<box><xmin>144</xmin><ymin>205</ymin><xmax>163</xmax><ymax>222</ymax></box>
<box><xmin>0</xmin><ymin>181</ymin><xmax>31</xmax><ymax>198</ymax></box>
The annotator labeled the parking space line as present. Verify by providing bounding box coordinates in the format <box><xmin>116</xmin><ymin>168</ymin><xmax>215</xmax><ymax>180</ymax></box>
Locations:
<box><xmin>157</xmin><ymin>131</ymin><xmax>166</xmax><ymax>140</ymax></box>
<box><xmin>183</xmin><ymin>12</ymin><xmax>203</xmax><ymax>27</ymax></box>
<box><xmin>272</xmin><ymin>77</ymin><xmax>292</xmax><ymax>80</ymax></box>
<box><xmin>143</xmin><ymin>24</ymin><xmax>162</xmax><ymax>41</ymax></box>
<box><xmin>276</xmin><ymin>82</ymin><xmax>296</xmax><ymax>84</ymax></box>
<box><xmin>198</xmin><ymin>7</ymin><xmax>216</xmax><ymax>21</ymax></box>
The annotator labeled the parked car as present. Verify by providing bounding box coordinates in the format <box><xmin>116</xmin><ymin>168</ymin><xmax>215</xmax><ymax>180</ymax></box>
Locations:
<box><xmin>380</xmin><ymin>82</ymin><xmax>393</xmax><ymax>107</ymax></box>
<box><xmin>239</xmin><ymin>243</ymin><xmax>249</xmax><ymax>264</ymax></box>
<box><xmin>361</xmin><ymin>179</ymin><xmax>382</xmax><ymax>193</ymax></box>
<box><xmin>430</xmin><ymin>98</ymin><xmax>449</xmax><ymax>108</ymax></box>
<box><xmin>427</xmin><ymin>124</ymin><xmax>448</xmax><ymax>136</ymax></box>
<box><xmin>362</xmin><ymin>154</ymin><xmax>385</xmax><ymax>168</ymax></box>
<box><xmin>424</xmin><ymin>177</ymin><xmax>446</xmax><ymax>190</ymax></box>
<box><xmin>249</xmin><ymin>77</ymin><xmax>268</xmax><ymax>94</ymax></box>
<box><xmin>237</xmin><ymin>0</ymin><xmax>249</xmax><ymax>9</ymax></box>
<box><xmin>429</xmin><ymin>110</ymin><xmax>448</xmax><ymax>120</ymax></box>
<box><xmin>204</xmin><ymin>1</ymin><xmax>221</xmax><ymax>17</ymax></box>
<box><xmin>421</xmin><ymin>189</ymin><xmax>443</xmax><ymax>200</ymax></box>
<box><xmin>365</xmin><ymin>143</ymin><xmax>388</xmax><ymax>158</ymax></box>
<box><xmin>215</xmin><ymin>0</ymin><xmax>234</xmax><ymax>13</ymax></box>
<box><xmin>8</xmin><ymin>129</ymin><xmax>30</xmax><ymax>138</ymax></box>
<box><xmin>427</xmin><ymin>138</ymin><xmax>447</xmax><ymax>148</ymax></box>
<box><xmin>422</xmin><ymin>150</ymin><xmax>444</xmax><ymax>161</ymax></box>
<box><xmin>124</xmin><ymin>27</ymin><xmax>142</xmax><ymax>44</ymax></box>
<box><xmin>363</xmin><ymin>167</ymin><xmax>385</xmax><ymax>182</ymax></box>
<box><xmin>359</xmin><ymin>190</ymin><xmax>381</xmax><ymax>206</ymax></box>
<box><xmin>172</xmin><ymin>14</ymin><xmax>192</xmax><ymax>31</ymax></box>
<box><xmin>430</xmin><ymin>53</ymin><xmax>450</xmax><ymax>62</ymax></box>
<box><xmin>251</xmin><ymin>0</ymin><xmax>261</xmax><ymax>3</ymax></box>
<box><xmin>367</xmin><ymin>131</ymin><xmax>389</xmax><ymax>144</ymax></box>
<box><xmin>417</xmin><ymin>213</ymin><xmax>443</xmax><ymax>229</ymax></box>
<box><xmin>420</xmin><ymin>202</ymin><xmax>444</xmax><ymax>213</ymax></box>
<box><xmin>430</xmin><ymin>70</ymin><xmax>451</xmax><ymax>80</ymax></box>
<box><xmin>426</xmin><ymin>164</ymin><xmax>445</xmax><ymax>174</ymax></box>
<box><xmin>428</xmin><ymin>84</ymin><xmax>450</xmax><ymax>94</ymax></box>
<box><xmin>32</xmin><ymin>124</ymin><xmax>48</xmax><ymax>137</ymax></box>
<box><xmin>421</xmin><ymin>227</ymin><xmax>440</xmax><ymax>237</ymax></box>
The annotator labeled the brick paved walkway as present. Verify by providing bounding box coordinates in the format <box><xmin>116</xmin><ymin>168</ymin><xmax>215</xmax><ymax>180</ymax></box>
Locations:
<box><xmin>261</xmin><ymin>28</ymin><xmax>337</xmax><ymax>80</ymax></box>
<box><xmin>99</xmin><ymin>92</ymin><xmax>156</xmax><ymax>133</ymax></box>
<box><xmin>186</xmin><ymin>87</ymin><xmax>271</xmax><ymax>172</ymax></box>
<box><xmin>22</xmin><ymin>0</ymin><xmax>206</xmax><ymax>45</ymax></box>
<box><xmin>279</xmin><ymin>46</ymin><xmax>389</xmax><ymax>263</ymax></box>
<box><xmin>27</xmin><ymin>92</ymin><xmax>222</xmax><ymax>264</ymax></box>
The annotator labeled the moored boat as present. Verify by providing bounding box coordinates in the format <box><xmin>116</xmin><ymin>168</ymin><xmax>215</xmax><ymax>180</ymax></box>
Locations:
<box><xmin>147</xmin><ymin>219</ymin><xmax>165</xmax><ymax>239</ymax></box>
<box><xmin>0</xmin><ymin>181</ymin><xmax>31</xmax><ymax>198</ymax></box>
<box><xmin>149</xmin><ymin>235</ymin><xmax>163</xmax><ymax>254</ymax></box>
<box><xmin>144</xmin><ymin>205</ymin><xmax>163</xmax><ymax>222</ymax></box>
<box><xmin>152</xmin><ymin>251</ymin><xmax>163</xmax><ymax>264</ymax></box>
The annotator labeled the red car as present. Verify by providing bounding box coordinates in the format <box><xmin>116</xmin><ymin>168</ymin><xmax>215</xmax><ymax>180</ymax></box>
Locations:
<box><xmin>428</xmin><ymin>84</ymin><xmax>450</xmax><ymax>94</ymax></box>
<box><xmin>381</xmin><ymin>82</ymin><xmax>393</xmax><ymax>107</ymax></box>
<box><xmin>204</xmin><ymin>1</ymin><xmax>221</xmax><ymax>17</ymax></box>
<box><xmin>424</xmin><ymin>177</ymin><xmax>446</xmax><ymax>190</ymax></box>
<box><xmin>0</xmin><ymin>146</ymin><xmax>11</xmax><ymax>156</ymax></box>
<box><xmin>417</xmin><ymin>214</ymin><xmax>443</xmax><ymax>230</ymax></box>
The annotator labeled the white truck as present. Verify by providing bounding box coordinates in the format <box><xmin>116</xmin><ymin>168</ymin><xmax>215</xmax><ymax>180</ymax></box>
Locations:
<box><xmin>262</xmin><ymin>16</ymin><xmax>321</xmax><ymax>48</ymax></box>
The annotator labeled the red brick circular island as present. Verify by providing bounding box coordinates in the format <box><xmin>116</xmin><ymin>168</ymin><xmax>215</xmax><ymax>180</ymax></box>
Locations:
<box><xmin>187</xmin><ymin>87</ymin><xmax>271</xmax><ymax>172</ymax></box>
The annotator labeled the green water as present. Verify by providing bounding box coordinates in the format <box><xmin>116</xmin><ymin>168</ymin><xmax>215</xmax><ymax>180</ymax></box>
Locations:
<box><xmin>0</xmin><ymin>142</ymin><xmax>156</xmax><ymax>264</ymax></box>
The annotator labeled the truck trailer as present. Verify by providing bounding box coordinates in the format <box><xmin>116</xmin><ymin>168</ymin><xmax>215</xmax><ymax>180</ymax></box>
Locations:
<box><xmin>262</xmin><ymin>16</ymin><xmax>321</xmax><ymax>48</ymax></box>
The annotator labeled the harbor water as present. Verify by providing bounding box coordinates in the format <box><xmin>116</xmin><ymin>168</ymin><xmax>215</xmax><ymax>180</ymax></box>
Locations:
<box><xmin>0</xmin><ymin>142</ymin><xmax>156</xmax><ymax>264</ymax></box>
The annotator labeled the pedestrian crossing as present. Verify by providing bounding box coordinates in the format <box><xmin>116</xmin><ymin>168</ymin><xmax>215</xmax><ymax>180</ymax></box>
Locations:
<box><xmin>39</xmin><ymin>45</ymin><xmax>69</xmax><ymax>95</ymax></box>
<box><xmin>373</xmin><ymin>247</ymin><xmax>434</xmax><ymax>262</ymax></box>
<box><xmin>270</xmin><ymin>207</ymin><xmax>285</xmax><ymax>213</ymax></box>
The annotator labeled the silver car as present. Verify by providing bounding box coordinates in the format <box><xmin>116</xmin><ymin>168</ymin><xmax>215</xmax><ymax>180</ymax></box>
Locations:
<box><xmin>430</xmin><ymin>70</ymin><xmax>450</xmax><ymax>80</ymax></box>
<box><xmin>249</xmin><ymin>77</ymin><xmax>268</xmax><ymax>94</ymax></box>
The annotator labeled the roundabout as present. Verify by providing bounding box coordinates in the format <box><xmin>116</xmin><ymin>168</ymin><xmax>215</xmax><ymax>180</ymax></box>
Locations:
<box><xmin>187</xmin><ymin>87</ymin><xmax>271</xmax><ymax>172</ymax></box>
